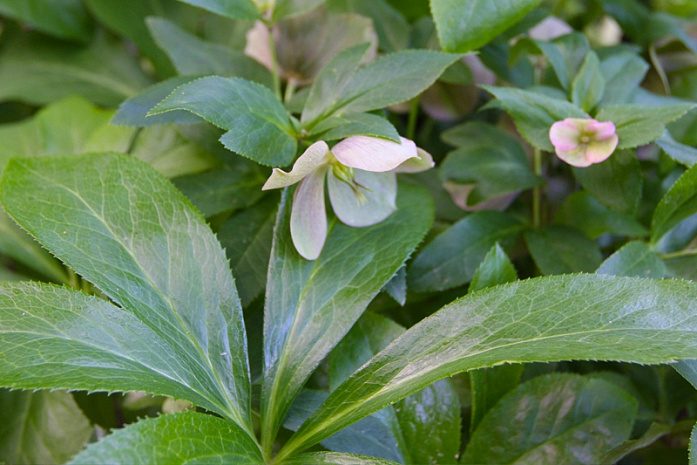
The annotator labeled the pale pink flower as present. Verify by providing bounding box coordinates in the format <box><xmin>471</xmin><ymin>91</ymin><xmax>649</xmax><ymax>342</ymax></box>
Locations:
<box><xmin>263</xmin><ymin>136</ymin><xmax>433</xmax><ymax>260</ymax></box>
<box><xmin>549</xmin><ymin>118</ymin><xmax>619</xmax><ymax>167</ymax></box>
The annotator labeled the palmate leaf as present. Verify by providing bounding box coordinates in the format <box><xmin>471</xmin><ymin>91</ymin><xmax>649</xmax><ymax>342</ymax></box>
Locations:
<box><xmin>69</xmin><ymin>412</ymin><xmax>263</xmax><ymax>464</ymax></box>
<box><xmin>276</xmin><ymin>274</ymin><xmax>697</xmax><ymax>459</ymax></box>
<box><xmin>260</xmin><ymin>184</ymin><xmax>433</xmax><ymax>453</ymax></box>
<box><xmin>0</xmin><ymin>153</ymin><xmax>252</xmax><ymax>434</ymax></box>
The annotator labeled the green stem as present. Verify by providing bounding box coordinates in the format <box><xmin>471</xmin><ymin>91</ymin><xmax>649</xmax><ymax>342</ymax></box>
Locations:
<box><xmin>267</xmin><ymin>24</ymin><xmax>282</xmax><ymax>101</ymax></box>
<box><xmin>284</xmin><ymin>78</ymin><xmax>297</xmax><ymax>104</ymax></box>
<box><xmin>532</xmin><ymin>147</ymin><xmax>542</xmax><ymax>228</ymax></box>
<box><xmin>406</xmin><ymin>96</ymin><xmax>420</xmax><ymax>140</ymax></box>
<box><xmin>660</xmin><ymin>248</ymin><xmax>697</xmax><ymax>260</ymax></box>
<box><xmin>67</xmin><ymin>268</ymin><xmax>80</xmax><ymax>291</ymax></box>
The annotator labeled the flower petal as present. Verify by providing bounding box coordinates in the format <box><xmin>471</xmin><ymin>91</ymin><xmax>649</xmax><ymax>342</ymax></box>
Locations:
<box><xmin>586</xmin><ymin>134</ymin><xmax>619</xmax><ymax>163</ymax></box>
<box><xmin>549</xmin><ymin>119</ymin><xmax>584</xmax><ymax>151</ymax></box>
<box><xmin>585</xmin><ymin>120</ymin><xmax>616</xmax><ymax>141</ymax></box>
<box><xmin>555</xmin><ymin>147</ymin><xmax>593</xmax><ymax>167</ymax></box>
<box><xmin>290</xmin><ymin>166</ymin><xmax>329</xmax><ymax>260</ymax></box>
<box><xmin>263</xmin><ymin>141</ymin><xmax>330</xmax><ymax>190</ymax></box>
<box><xmin>327</xmin><ymin>170</ymin><xmax>397</xmax><ymax>227</ymax></box>
<box><xmin>331</xmin><ymin>136</ymin><xmax>418</xmax><ymax>172</ymax></box>
<box><xmin>394</xmin><ymin>147</ymin><xmax>435</xmax><ymax>173</ymax></box>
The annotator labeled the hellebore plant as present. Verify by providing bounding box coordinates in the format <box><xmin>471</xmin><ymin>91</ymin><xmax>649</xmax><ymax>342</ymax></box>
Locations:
<box><xmin>549</xmin><ymin>118</ymin><xmax>619</xmax><ymax>167</ymax></box>
<box><xmin>263</xmin><ymin>135</ymin><xmax>433</xmax><ymax>259</ymax></box>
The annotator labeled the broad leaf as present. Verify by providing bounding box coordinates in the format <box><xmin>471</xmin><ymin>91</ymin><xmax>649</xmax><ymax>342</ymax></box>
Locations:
<box><xmin>408</xmin><ymin>211</ymin><xmax>523</xmax><ymax>292</ymax></box>
<box><xmin>468</xmin><ymin>364</ymin><xmax>523</xmax><ymax>434</ymax></box>
<box><xmin>0</xmin><ymin>153</ymin><xmax>251</xmax><ymax>432</ymax></box>
<box><xmin>554</xmin><ymin>192</ymin><xmax>648</xmax><ymax>239</ymax></box>
<box><xmin>571</xmin><ymin>51</ymin><xmax>604</xmax><ymax>113</ymax></box>
<box><xmin>173</xmin><ymin>0</ymin><xmax>260</xmax><ymax>20</ymax></box>
<box><xmin>0</xmin><ymin>32</ymin><xmax>151</xmax><ymax>106</ymax></box>
<box><xmin>652</xmin><ymin>163</ymin><xmax>697</xmax><ymax>242</ymax></box>
<box><xmin>431</xmin><ymin>0</ymin><xmax>542</xmax><ymax>53</ymax></box>
<box><xmin>0</xmin><ymin>389</ymin><xmax>91</xmax><ymax>465</ymax></box>
<box><xmin>597</xmin><ymin>242</ymin><xmax>666</xmax><ymax>279</ymax></box>
<box><xmin>70</xmin><ymin>411</ymin><xmax>263</xmax><ymax>464</ymax></box>
<box><xmin>596</xmin><ymin>103</ymin><xmax>696</xmax><ymax>150</ymax></box>
<box><xmin>482</xmin><ymin>86</ymin><xmax>588</xmax><ymax>152</ymax></box>
<box><xmin>309</xmin><ymin>113</ymin><xmax>400</xmax><ymax>143</ymax></box>
<box><xmin>277</xmin><ymin>274</ymin><xmax>697</xmax><ymax>458</ymax></box>
<box><xmin>261</xmin><ymin>183</ymin><xmax>433</xmax><ymax>451</ymax></box>
<box><xmin>461</xmin><ymin>374</ymin><xmax>637</xmax><ymax>464</ymax></box>
<box><xmin>525</xmin><ymin>225</ymin><xmax>603</xmax><ymax>275</ymax></box>
<box><xmin>599</xmin><ymin>49</ymin><xmax>648</xmax><ymax>107</ymax></box>
<box><xmin>572</xmin><ymin>150</ymin><xmax>642</xmax><ymax>216</ymax></box>
<box><xmin>657</xmin><ymin>130</ymin><xmax>697</xmax><ymax>167</ymax></box>
<box><xmin>0</xmin><ymin>0</ymin><xmax>91</xmax><ymax>41</ymax></box>
<box><xmin>151</xmin><ymin>76</ymin><xmax>297</xmax><ymax>166</ymax></box>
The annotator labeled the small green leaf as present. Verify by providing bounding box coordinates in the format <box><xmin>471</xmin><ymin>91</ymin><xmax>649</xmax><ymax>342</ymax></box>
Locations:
<box><xmin>597</xmin><ymin>241</ymin><xmax>666</xmax><ymax>279</ymax></box>
<box><xmin>461</xmin><ymin>374</ymin><xmax>637</xmax><ymax>464</ymax></box>
<box><xmin>0</xmin><ymin>153</ymin><xmax>251</xmax><ymax>432</ymax></box>
<box><xmin>272</xmin><ymin>0</ymin><xmax>325</xmax><ymax>21</ymax></box>
<box><xmin>69</xmin><ymin>412</ymin><xmax>263</xmax><ymax>464</ymax></box>
<box><xmin>482</xmin><ymin>86</ymin><xmax>588</xmax><ymax>151</ymax></box>
<box><xmin>554</xmin><ymin>192</ymin><xmax>648</xmax><ymax>239</ymax></box>
<box><xmin>572</xmin><ymin>150</ymin><xmax>642</xmax><ymax>215</ymax></box>
<box><xmin>599</xmin><ymin>49</ymin><xmax>648</xmax><ymax>107</ymax></box>
<box><xmin>431</xmin><ymin>0</ymin><xmax>542</xmax><ymax>53</ymax></box>
<box><xmin>309</xmin><ymin>113</ymin><xmax>400</xmax><ymax>142</ymax></box>
<box><xmin>0</xmin><ymin>0</ymin><xmax>91</xmax><ymax>41</ymax></box>
<box><xmin>656</xmin><ymin>130</ymin><xmax>697</xmax><ymax>167</ymax></box>
<box><xmin>652</xmin><ymin>163</ymin><xmax>697</xmax><ymax>242</ymax></box>
<box><xmin>173</xmin><ymin>0</ymin><xmax>260</xmax><ymax>20</ymax></box>
<box><xmin>0</xmin><ymin>389</ymin><xmax>91</xmax><ymax>465</ymax></box>
<box><xmin>596</xmin><ymin>103</ymin><xmax>696</xmax><ymax>150</ymax></box>
<box><xmin>261</xmin><ymin>184</ymin><xmax>433</xmax><ymax>452</ymax></box>
<box><xmin>409</xmin><ymin>211</ymin><xmax>524</xmax><ymax>292</ymax></box>
<box><xmin>571</xmin><ymin>51</ymin><xmax>605</xmax><ymax>113</ymax></box>
<box><xmin>525</xmin><ymin>225</ymin><xmax>603</xmax><ymax>275</ymax></box>
<box><xmin>151</xmin><ymin>76</ymin><xmax>297</xmax><ymax>166</ymax></box>
<box><xmin>278</xmin><ymin>274</ymin><xmax>697</xmax><ymax>458</ymax></box>
<box><xmin>469</xmin><ymin>243</ymin><xmax>518</xmax><ymax>293</ymax></box>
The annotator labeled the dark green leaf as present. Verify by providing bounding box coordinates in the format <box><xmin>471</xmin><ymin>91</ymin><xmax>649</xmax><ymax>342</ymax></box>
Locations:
<box><xmin>572</xmin><ymin>150</ymin><xmax>642</xmax><ymax>216</ymax></box>
<box><xmin>571</xmin><ymin>52</ymin><xmax>604</xmax><ymax>113</ymax></box>
<box><xmin>409</xmin><ymin>211</ymin><xmax>524</xmax><ymax>292</ymax></box>
<box><xmin>309</xmin><ymin>113</ymin><xmax>400</xmax><ymax>142</ymax></box>
<box><xmin>278</xmin><ymin>274</ymin><xmax>697</xmax><ymax>458</ymax></box>
<box><xmin>0</xmin><ymin>389</ymin><xmax>91</xmax><ymax>465</ymax></box>
<box><xmin>70</xmin><ymin>412</ymin><xmax>263</xmax><ymax>464</ymax></box>
<box><xmin>652</xmin><ymin>163</ymin><xmax>697</xmax><ymax>242</ymax></box>
<box><xmin>431</xmin><ymin>0</ymin><xmax>542</xmax><ymax>53</ymax></box>
<box><xmin>461</xmin><ymin>374</ymin><xmax>637</xmax><ymax>464</ymax></box>
<box><xmin>0</xmin><ymin>153</ymin><xmax>251</xmax><ymax>432</ymax></box>
<box><xmin>173</xmin><ymin>0</ymin><xmax>260</xmax><ymax>20</ymax></box>
<box><xmin>0</xmin><ymin>0</ymin><xmax>91</xmax><ymax>41</ymax></box>
<box><xmin>469</xmin><ymin>243</ymin><xmax>518</xmax><ymax>293</ymax></box>
<box><xmin>597</xmin><ymin>241</ymin><xmax>666</xmax><ymax>279</ymax></box>
<box><xmin>555</xmin><ymin>192</ymin><xmax>648</xmax><ymax>239</ymax></box>
<box><xmin>283</xmin><ymin>452</ymin><xmax>400</xmax><ymax>465</ymax></box>
<box><xmin>600</xmin><ymin>422</ymin><xmax>671</xmax><ymax>465</ymax></box>
<box><xmin>327</xmin><ymin>0</ymin><xmax>409</xmax><ymax>52</ymax></box>
<box><xmin>525</xmin><ymin>225</ymin><xmax>603</xmax><ymax>275</ymax></box>
<box><xmin>383</xmin><ymin>266</ymin><xmax>407</xmax><ymax>306</ymax></box>
<box><xmin>151</xmin><ymin>76</ymin><xmax>297</xmax><ymax>166</ymax></box>
<box><xmin>469</xmin><ymin>364</ymin><xmax>524</xmax><ymax>433</ymax></box>
<box><xmin>261</xmin><ymin>184</ymin><xmax>433</xmax><ymax>451</ymax></box>
<box><xmin>482</xmin><ymin>86</ymin><xmax>588</xmax><ymax>151</ymax></box>
<box><xmin>596</xmin><ymin>103</ymin><xmax>696</xmax><ymax>150</ymax></box>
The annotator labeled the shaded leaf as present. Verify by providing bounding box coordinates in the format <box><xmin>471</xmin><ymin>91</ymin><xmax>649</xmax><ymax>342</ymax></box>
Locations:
<box><xmin>652</xmin><ymin>163</ymin><xmax>697</xmax><ymax>242</ymax></box>
<box><xmin>469</xmin><ymin>243</ymin><xmax>517</xmax><ymax>294</ymax></box>
<box><xmin>0</xmin><ymin>0</ymin><xmax>91</xmax><ymax>41</ymax></box>
<box><xmin>657</xmin><ymin>130</ymin><xmax>697</xmax><ymax>168</ymax></box>
<box><xmin>525</xmin><ymin>225</ymin><xmax>603</xmax><ymax>275</ymax></box>
<box><xmin>469</xmin><ymin>364</ymin><xmax>523</xmax><ymax>434</ymax></box>
<box><xmin>283</xmin><ymin>452</ymin><xmax>399</xmax><ymax>465</ymax></box>
<box><xmin>597</xmin><ymin>242</ymin><xmax>666</xmax><ymax>279</ymax></box>
<box><xmin>554</xmin><ymin>192</ymin><xmax>648</xmax><ymax>239</ymax></box>
<box><xmin>173</xmin><ymin>0</ymin><xmax>259</xmax><ymax>20</ymax></box>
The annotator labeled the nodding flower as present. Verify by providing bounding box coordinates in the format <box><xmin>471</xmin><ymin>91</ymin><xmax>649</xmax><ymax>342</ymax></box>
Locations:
<box><xmin>262</xmin><ymin>136</ymin><xmax>433</xmax><ymax>260</ymax></box>
<box><xmin>549</xmin><ymin>118</ymin><xmax>619</xmax><ymax>167</ymax></box>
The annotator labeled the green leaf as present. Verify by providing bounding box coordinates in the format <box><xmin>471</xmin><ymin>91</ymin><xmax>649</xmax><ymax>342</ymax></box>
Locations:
<box><xmin>0</xmin><ymin>153</ymin><xmax>251</xmax><ymax>432</ymax></box>
<box><xmin>327</xmin><ymin>0</ymin><xmax>409</xmax><ymax>52</ymax></box>
<box><xmin>0</xmin><ymin>389</ymin><xmax>91</xmax><ymax>465</ymax></box>
<box><xmin>555</xmin><ymin>192</ymin><xmax>648</xmax><ymax>239</ymax></box>
<box><xmin>0</xmin><ymin>32</ymin><xmax>151</xmax><ymax>106</ymax></box>
<box><xmin>218</xmin><ymin>196</ymin><xmax>278</xmax><ymax>307</ymax></box>
<box><xmin>146</xmin><ymin>17</ymin><xmax>272</xmax><ymax>86</ymax></box>
<box><xmin>151</xmin><ymin>76</ymin><xmax>297</xmax><ymax>166</ymax></box>
<box><xmin>469</xmin><ymin>364</ymin><xmax>524</xmax><ymax>434</ymax></box>
<box><xmin>283</xmin><ymin>452</ymin><xmax>400</xmax><ymax>465</ymax></box>
<box><xmin>261</xmin><ymin>183</ymin><xmax>433</xmax><ymax>452</ymax></box>
<box><xmin>112</xmin><ymin>77</ymin><xmax>203</xmax><ymax>127</ymax></box>
<box><xmin>469</xmin><ymin>243</ymin><xmax>518</xmax><ymax>293</ymax></box>
<box><xmin>652</xmin><ymin>163</ymin><xmax>697</xmax><ymax>242</ymax></box>
<box><xmin>600</xmin><ymin>422</ymin><xmax>671</xmax><ymax>465</ymax></box>
<box><xmin>408</xmin><ymin>211</ymin><xmax>524</xmax><ymax>292</ymax></box>
<box><xmin>0</xmin><ymin>0</ymin><xmax>92</xmax><ymax>41</ymax></box>
<box><xmin>70</xmin><ymin>411</ymin><xmax>263</xmax><ymax>464</ymax></box>
<box><xmin>278</xmin><ymin>274</ymin><xmax>697</xmax><ymax>458</ymax></box>
<box><xmin>273</xmin><ymin>0</ymin><xmax>325</xmax><ymax>21</ymax></box>
<box><xmin>461</xmin><ymin>374</ymin><xmax>637</xmax><ymax>464</ymax></box>
<box><xmin>599</xmin><ymin>49</ymin><xmax>648</xmax><ymax>107</ymax></box>
<box><xmin>308</xmin><ymin>113</ymin><xmax>400</xmax><ymax>143</ymax></box>
<box><xmin>571</xmin><ymin>51</ymin><xmax>605</xmax><ymax>113</ymax></box>
<box><xmin>431</xmin><ymin>0</ymin><xmax>542</xmax><ymax>53</ymax></box>
<box><xmin>597</xmin><ymin>241</ymin><xmax>666</xmax><ymax>279</ymax></box>
<box><xmin>525</xmin><ymin>225</ymin><xmax>603</xmax><ymax>275</ymax></box>
<box><xmin>482</xmin><ymin>86</ymin><xmax>588</xmax><ymax>151</ymax></box>
<box><xmin>302</xmin><ymin>49</ymin><xmax>460</xmax><ymax>126</ymax></box>
<box><xmin>383</xmin><ymin>266</ymin><xmax>407</xmax><ymax>306</ymax></box>
<box><xmin>596</xmin><ymin>103</ymin><xmax>696</xmax><ymax>150</ymax></box>
<box><xmin>173</xmin><ymin>168</ymin><xmax>265</xmax><ymax>217</ymax></box>
<box><xmin>656</xmin><ymin>130</ymin><xmax>697</xmax><ymax>167</ymax></box>
<box><xmin>572</xmin><ymin>150</ymin><xmax>642</xmax><ymax>216</ymax></box>
<box><xmin>173</xmin><ymin>0</ymin><xmax>260</xmax><ymax>20</ymax></box>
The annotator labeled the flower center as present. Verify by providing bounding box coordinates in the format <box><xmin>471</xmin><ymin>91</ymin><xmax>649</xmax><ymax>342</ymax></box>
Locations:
<box><xmin>330</xmin><ymin>160</ymin><xmax>370</xmax><ymax>204</ymax></box>
<box><xmin>580</xmin><ymin>135</ymin><xmax>591</xmax><ymax>144</ymax></box>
